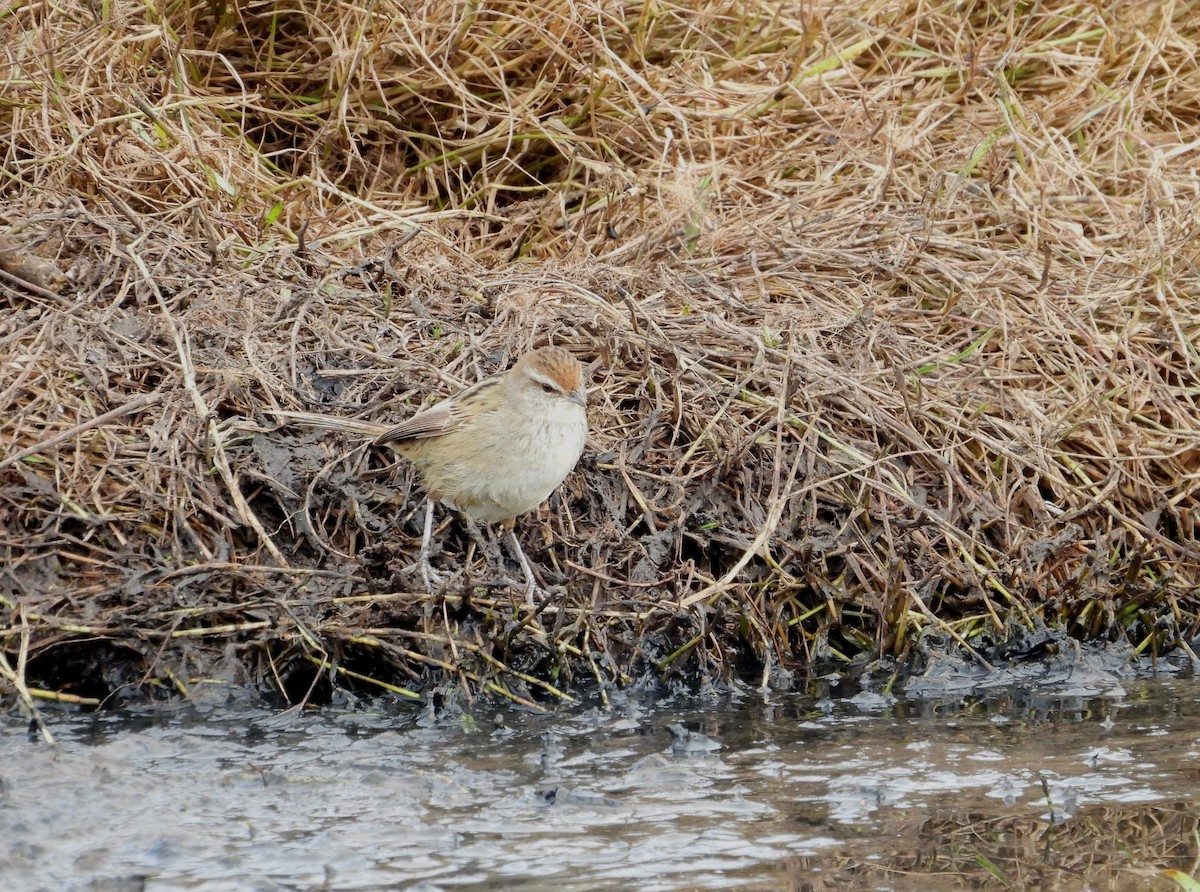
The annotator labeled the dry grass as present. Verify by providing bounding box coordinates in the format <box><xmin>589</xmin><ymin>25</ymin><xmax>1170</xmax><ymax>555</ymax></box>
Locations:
<box><xmin>2</xmin><ymin>0</ymin><xmax>1198</xmax><ymax>708</ymax></box>
<box><xmin>783</xmin><ymin>799</ymin><xmax>1200</xmax><ymax>890</ymax></box>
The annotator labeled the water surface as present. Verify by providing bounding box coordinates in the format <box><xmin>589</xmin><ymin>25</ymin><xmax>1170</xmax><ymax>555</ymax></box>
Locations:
<box><xmin>3</xmin><ymin>672</ymin><xmax>1198</xmax><ymax>890</ymax></box>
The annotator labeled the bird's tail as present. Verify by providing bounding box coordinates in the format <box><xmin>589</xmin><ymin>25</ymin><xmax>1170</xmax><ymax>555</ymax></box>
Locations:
<box><xmin>270</xmin><ymin>410</ymin><xmax>391</xmax><ymax>440</ymax></box>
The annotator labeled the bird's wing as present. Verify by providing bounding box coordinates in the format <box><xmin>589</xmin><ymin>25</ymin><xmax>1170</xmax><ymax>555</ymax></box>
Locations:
<box><xmin>373</xmin><ymin>377</ymin><xmax>498</xmax><ymax>445</ymax></box>
<box><xmin>373</xmin><ymin>400</ymin><xmax>459</xmax><ymax>444</ymax></box>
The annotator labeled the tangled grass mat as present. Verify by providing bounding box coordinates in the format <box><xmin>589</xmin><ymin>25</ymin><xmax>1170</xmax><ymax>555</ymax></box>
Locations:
<box><xmin>2</xmin><ymin>0</ymin><xmax>1198</xmax><ymax>715</ymax></box>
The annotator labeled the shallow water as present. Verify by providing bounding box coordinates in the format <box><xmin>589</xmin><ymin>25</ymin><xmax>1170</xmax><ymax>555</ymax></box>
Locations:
<box><xmin>3</xmin><ymin>671</ymin><xmax>1199</xmax><ymax>891</ymax></box>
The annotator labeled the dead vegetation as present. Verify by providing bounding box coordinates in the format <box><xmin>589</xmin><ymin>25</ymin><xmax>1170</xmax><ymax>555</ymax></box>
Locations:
<box><xmin>2</xmin><ymin>0</ymin><xmax>1199</xmax><ymax>710</ymax></box>
<box><xmin>786</xmin><ymin>799</ymin><xmax>1200</xmax><ymax>890</ymax></box>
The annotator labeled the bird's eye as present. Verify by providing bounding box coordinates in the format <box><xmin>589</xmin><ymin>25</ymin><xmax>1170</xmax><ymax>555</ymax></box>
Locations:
<box><xmin>540</xmin><ymin>382</ymin><xmax>556</xmax><ymax>394</ymax></box>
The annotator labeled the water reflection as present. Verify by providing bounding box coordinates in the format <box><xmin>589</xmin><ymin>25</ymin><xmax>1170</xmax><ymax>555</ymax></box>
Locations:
<box><xmin>1</xmin><ymin>676</ymin><xmax>1198</xmax><ymax>890</ymax></box>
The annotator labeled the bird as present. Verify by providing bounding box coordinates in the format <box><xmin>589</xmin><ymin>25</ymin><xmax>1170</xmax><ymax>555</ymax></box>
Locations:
<box><xmin>273</xmin><ymin>346</ymin><xmax>589</xmax><ymax>603</ymax></box>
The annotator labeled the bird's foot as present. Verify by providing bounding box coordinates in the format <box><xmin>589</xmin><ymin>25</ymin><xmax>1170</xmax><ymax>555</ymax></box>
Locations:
<box><xmin>504</xmin><ymin>532</ymin><xmax>550</xmax><ymax>608</ymax></box>
<box><xmin>402</xmin><ymin>498</ymin><xmax>452</xmax><ymax>593</ymax></box>
<box><xmin>418</xmin><ymin>557</ymin><xmax>450</xmax><ymax>593</ymax></box>
<box><xmin>498</xmin><ymin>574</ymin><xmax>550</xmax><ymax>608</ymax></box>
<box><xmin>398</xmin><ymin>557</ymin><xmax>449</xmax><ymax>592</ymax></box>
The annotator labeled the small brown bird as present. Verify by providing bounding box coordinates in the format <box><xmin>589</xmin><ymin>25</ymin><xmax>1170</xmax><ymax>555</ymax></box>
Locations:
<box><xmin>275</xmin><ymin>346</ymin><xmax>588</xmax><ymax>602</ymax></box>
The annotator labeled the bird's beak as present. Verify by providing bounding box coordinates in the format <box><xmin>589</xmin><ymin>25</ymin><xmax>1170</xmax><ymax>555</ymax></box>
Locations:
<box><xmin>569</xmin><ymin>389</ymin><xmax>587</xmax><ymax>408</ymax></box>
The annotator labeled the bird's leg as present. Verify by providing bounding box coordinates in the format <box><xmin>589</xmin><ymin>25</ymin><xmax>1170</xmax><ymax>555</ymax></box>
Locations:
<box><xmin>504</xmin><ymin>523</ymin><xmax>543</xmax><ymax>607</ymax></box>
<box><xmin>463</xmin><ymin>518</ymin><xmax>536</xmax><ymax>604</ymax></box>
<box><xmin>413</xmin><ymin>498</ymin><xmax>447</xmax><ymax>591</ymax></box>
<box><xmin>458</xmin><ymin>518</ymin><xmax>547</xmax><ymax>606</ymax></box>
